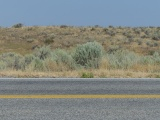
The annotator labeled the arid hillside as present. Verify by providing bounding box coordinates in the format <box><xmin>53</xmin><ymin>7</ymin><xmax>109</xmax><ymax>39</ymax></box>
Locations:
<box><xmin>1</xmin><ymin>25</ymin><xmax>160</xmax><ymax>78</ymax></box>
<box><xmin>1</xmin><ymin>25</ymin><xmax>160</xmax><ymax>55</ymax></box>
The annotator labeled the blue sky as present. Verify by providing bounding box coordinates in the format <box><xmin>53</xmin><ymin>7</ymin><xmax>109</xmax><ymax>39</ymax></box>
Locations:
<box><xmin>1</xmin><ymin>0</ymin><xmax>160</xmax><ymax>27</ymax></box>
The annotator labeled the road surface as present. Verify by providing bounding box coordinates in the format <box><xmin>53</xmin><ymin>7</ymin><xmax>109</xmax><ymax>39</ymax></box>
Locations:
<box><xmin>0</xmin><ymin>78</ymin><xmax>160</xmax><ymax>120</ymax></box>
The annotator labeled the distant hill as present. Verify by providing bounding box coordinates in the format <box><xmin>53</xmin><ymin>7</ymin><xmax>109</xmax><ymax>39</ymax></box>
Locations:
<box><xmin>0</xmin><ymin>25</ymin><xmax>160</xmax><ymax>55</ymax></box>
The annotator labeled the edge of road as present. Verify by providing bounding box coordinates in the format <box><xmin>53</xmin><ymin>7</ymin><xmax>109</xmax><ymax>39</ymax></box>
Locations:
<box><xmin>0</xmin><ymin>78</ymin><xmax>160</xmax><ymax>81</ymax></box>
<box><xmin>1</xmin><ymin>94</ymin><xmax>160</xmax><ymax>99</ymax></box>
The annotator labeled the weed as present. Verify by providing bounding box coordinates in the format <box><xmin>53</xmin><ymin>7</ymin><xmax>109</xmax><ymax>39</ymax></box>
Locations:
<box><xmin>81</xmin><ymin>72</ymin><xmax>94</xmax><ymax>78</ymax></box>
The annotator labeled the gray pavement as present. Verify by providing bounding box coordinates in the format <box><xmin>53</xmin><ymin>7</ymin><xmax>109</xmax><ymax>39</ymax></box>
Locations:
<box><xmin>0</xmin><ymin>78</ymin><xmax>160</xmax><ymax>94</ymax></box>
<box><xmin>1</xmin><ymin>99</ymin><xmax>160</xmax><ymax>120</ymax></box>
<box><xmin>0</xmin><ymin>78</ymin><xmax>160</xmax><ymax>120</ymax></box>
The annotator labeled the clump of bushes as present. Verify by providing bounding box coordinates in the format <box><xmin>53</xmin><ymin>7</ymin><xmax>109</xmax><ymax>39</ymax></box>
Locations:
<box><xmin>0</xmin><ymin>42</ymin><xmax>104</xmax><ymax>71</ymax></box>
<box><xmin>140</xmin><ymin>52</ymin><xmax>160</xmax><ymax>65</ymax></box>
<box><xmin>1</xmin><ymin>41</ymin><xmax>160</xmax><ymax>73</ymax></box>
<box><xmin>0</xmin><ymin>52</ymin><xmax>25</xmax><ymax>70</ymax></box>
<box><xmin>106</xmin><ymin>50</ymin><xmax>140</xmax><ymax>69</ymax></box>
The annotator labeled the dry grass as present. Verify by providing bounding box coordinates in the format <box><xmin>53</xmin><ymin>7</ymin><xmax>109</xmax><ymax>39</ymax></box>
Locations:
<box><xmin>131</xmin><ymin>64</ymin><xmax>160</xmax><ymax>72</ymax></box>
<box><xmin>0</xmin><ymin>69</ymin><xmax>159</xmax><ymax>78</ymax></box>
<box><xmin>1</xmin><ymin>26</ymin><xmax>160</xmax><ymax>55</ymax></box>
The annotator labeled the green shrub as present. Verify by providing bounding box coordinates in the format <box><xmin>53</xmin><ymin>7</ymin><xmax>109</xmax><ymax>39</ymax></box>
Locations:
<box><xmin>81</xmin><ymin>72</ymin><xmax>94</xmax><ymax>78</ymax></box>
<box><xmin>12</xmin><ymin>23</ymin><xmax>23</xmax><ymax>28</ymax></box>
<box><xmin>152</xmin><ymin>32</ymin><xmax>160</xmax><ymax>41</ymax></box>
<box><xmin>34</xmin><ymin>46</ymin><xmax>52</xmax><ymax>60</ymax></box>
<box><xmin>0</xmin><ymin>52</ymin><xmax>25</xmax><ymax>70</ymax></box>
<box><xmin>52</xmin><ymin>49</ymin><xmax>76</xmax><ymax>70</ymax></box>
<box><xmin>107</xmin><ymin>50</ymin><xmax>139</xmax><ymax>69</ymax></box>
<box><xmin>154</xmin><ymin>42</ymin><xmax>159</xmax><ymax>47</ymax></box>
<box><xmin>26</xmin><ymin>39</ymin><xmax>34</xmax><ymax>43</ymax></box>
<box><xmin>155</xmin><ymin>75</ymin><xmax>160</xmax><ymax>78</ymax></box>
<box><xmin>60</xmin><ymin>25</ymin><xmax>68</xmax><ymax>28</ymax></box>
<box><xmin>139</xmin><ymin>56</ymin><xmax>154</xmax><ymax>65</ymax></box>
<box><xmin>107</xmin><ymin>45</ymin><xmax>121</xmax><ymax>54</ymax></box>
<box><xmin>73</xmin><ymin>42</ymin><xmax>103</xmax><ymax>69</ymax></box>
<box><xmin>24</xmin><ymin>54</ymin><xmax>36</xmax><ymax>65</ymax></box>
<box><xmin>153</xmin><ymin>52</ymin><xmax>160</xmax><ymax>64</ymax></box>
<box><xmin>44</xmin><ymin>35</ymin><xmax>55</xmax><ymax>45</ymax></box>
<box><xmin>0</xmin><ymin>61</ymin><xmax>6</xmax><ymax>70</ymax></box>
<box><xmin>140</xmin><ymin>52</ymin><xmax>160</xmax><ymax>65</ymax></box>
<box><xmin>30</xmin><ymin>57</ymin><xmax>46</xmax><ymax>71</ymax></box>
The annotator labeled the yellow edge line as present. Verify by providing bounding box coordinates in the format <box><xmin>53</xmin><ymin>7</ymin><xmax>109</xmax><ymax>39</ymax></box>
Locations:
<box><xmin>0</xmin><ymin>95</ymin><xmax>160</xmax><ymax>99</ymax></box>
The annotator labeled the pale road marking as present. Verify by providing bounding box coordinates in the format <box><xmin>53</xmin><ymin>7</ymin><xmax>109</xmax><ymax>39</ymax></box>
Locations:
<box><xmin>0</xmin><ymin>95</ymin><xmax>160</xmax><ymax>99</ymax></box>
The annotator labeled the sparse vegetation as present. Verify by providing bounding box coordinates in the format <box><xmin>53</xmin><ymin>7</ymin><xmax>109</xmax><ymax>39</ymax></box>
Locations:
<box><xmin>1</xmin><ymin>25</ymin><xmax>160</xmax><ymax>77</ymax></box>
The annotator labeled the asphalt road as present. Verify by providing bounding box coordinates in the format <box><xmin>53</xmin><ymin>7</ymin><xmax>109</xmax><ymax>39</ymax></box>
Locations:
<box><xmin>0</xmin><ymin>78</ymin><xmax>160</xmax><ymax>120</ymax></box>
<box><xmin>0</xmin><ymin>78</ymin><xmax>160</xmax><ymax>94</ymax></box>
